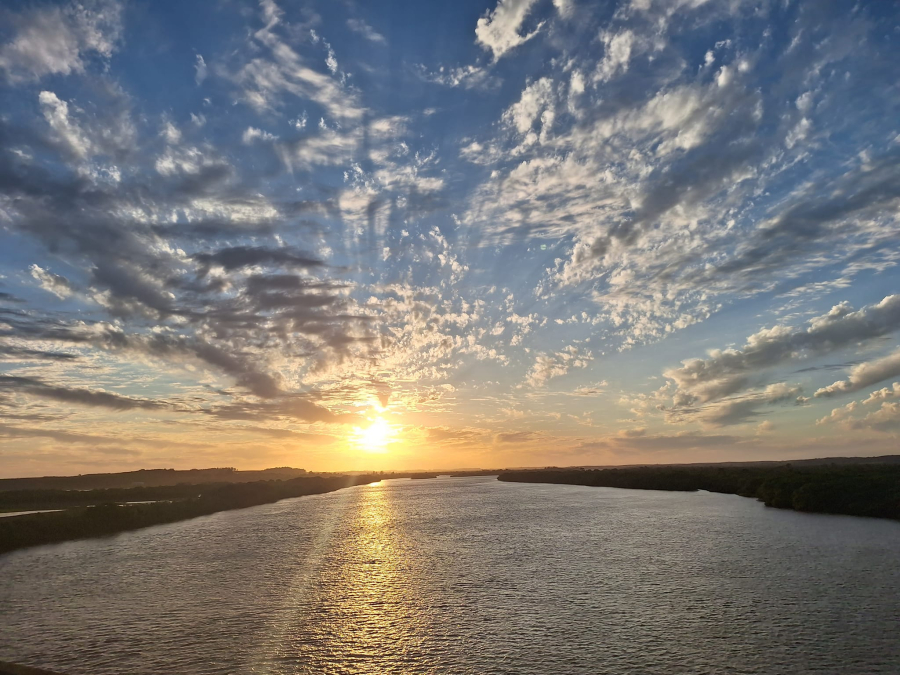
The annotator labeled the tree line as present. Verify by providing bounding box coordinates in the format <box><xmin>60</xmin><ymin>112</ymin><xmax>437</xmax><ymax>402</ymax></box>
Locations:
<box><xmin>499</xmin><ymin>464</ymin><xmax>900</xmax><ymax>520</ymax></box>
<box><xmin>0</xmin><ymin>474</ymin><xmax>380</xmax><ymax>555</ymax></box>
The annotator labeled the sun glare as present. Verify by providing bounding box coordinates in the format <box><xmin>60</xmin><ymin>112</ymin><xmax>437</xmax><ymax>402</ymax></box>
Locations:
<box><xmin>353</xmin><ymin>416</ymin><xmax>394</xmax><ymax>453</ymax></box>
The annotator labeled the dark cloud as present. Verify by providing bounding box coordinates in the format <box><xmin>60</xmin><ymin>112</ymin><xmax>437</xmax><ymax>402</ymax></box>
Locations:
<box><xmin>0</xmin><ymin>105</ymin><xmax>379</xmax><ymax>403</ymax></box>
<box><xmin>193</xmin><ymin>246</ymin><xmax>325</xmax><ymax>273</ymax></box>
<box><xmin>202</xmin><ymin>396</ymin><xmax>360</xmax><ymax>425</ymax></box>
<box><xmin>0</xmin><ymin>374</ymin><xmax>170</xmax><ymax>411</ymax></box>
<box><xmin>0</xmin><ymin>423</ymin><xmax>121</xmax><ymax>444</ymax></box>
<box><xmin>711</xmin><ymin>150</ymin><xmax>900</xmax><ymax>284</ymax></box>
<box><xmin>0</xmin><ymin>345</ymin><xmax>79</xmax><ymax>361</ymax></box>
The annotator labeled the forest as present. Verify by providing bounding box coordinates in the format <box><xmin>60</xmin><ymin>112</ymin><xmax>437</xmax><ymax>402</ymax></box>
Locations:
<box><xmin>499</xmin><ymin>464</ymin><xmax>900</xmax><ymax>520</ymax></box>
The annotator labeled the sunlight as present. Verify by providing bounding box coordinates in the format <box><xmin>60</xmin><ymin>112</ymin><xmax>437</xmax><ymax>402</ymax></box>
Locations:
<box><xmin>352</xmin><ymin>416</ymin><xmax>395</xmax><ymax>453</ymax></box>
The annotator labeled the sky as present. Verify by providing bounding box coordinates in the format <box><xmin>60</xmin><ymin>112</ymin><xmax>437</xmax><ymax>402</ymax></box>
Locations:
<box><xmin>0</xmin><ymin>0</ymin><xmax>899</xmax><ymax>477</ymax></box>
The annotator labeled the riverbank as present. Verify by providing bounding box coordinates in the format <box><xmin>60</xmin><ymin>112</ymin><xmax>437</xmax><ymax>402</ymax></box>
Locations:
<box><xmin>498</xmin><ymin>464</ymin><xmax>900</xmax><ymax>520</ymax></box>
<box><xmin>0</xmin><ymin>474</ymin><xmax>380</xmax><ymax>555</ymax></box>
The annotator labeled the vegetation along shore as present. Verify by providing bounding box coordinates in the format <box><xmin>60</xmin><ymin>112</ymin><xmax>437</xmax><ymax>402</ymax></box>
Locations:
<box><xmin>0</xmin><ymin>474</ymin><xmax>381</xmax><ymax>555</ymax></box>
<box><xmin>499</xmin><ymin>463</ymin><xmax>900</xmax><ymax>520</ymax></box>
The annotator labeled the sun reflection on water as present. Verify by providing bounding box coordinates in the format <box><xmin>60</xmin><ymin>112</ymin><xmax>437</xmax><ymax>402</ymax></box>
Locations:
<box><xmin>275</xmin><ymin>480</ymin><xmax>434</xmax><ymax>673</ymax></box>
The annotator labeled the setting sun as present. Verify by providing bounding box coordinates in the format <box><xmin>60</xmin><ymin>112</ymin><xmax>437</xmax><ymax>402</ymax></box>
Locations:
<box><xmin>352</xmin><ymin>417</ymin><xmax>395</xmax><ymax>453</ymax></box>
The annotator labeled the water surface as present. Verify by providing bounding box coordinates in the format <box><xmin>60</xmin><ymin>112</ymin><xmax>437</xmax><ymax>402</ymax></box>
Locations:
<box><xmin>1</xmin><ymin>476</ymin><xmax>899</xmax><ymax>674</ymax></box>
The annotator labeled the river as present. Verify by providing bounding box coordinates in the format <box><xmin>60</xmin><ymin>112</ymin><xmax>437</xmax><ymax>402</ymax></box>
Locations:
<box><xmin>1</xmin><ymin>476</ymin><xmax>898</xmax><ymax>674</ymax></box>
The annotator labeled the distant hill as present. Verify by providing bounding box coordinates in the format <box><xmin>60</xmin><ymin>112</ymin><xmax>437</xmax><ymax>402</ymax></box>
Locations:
<box><xmin>0</xmin><ymin>467</ymin><xmax>308</xmax><ymax>492</ymax></box>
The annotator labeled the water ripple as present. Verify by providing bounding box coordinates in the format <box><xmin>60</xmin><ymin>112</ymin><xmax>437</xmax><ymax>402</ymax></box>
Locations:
<box><xmin>2</xmin><ymin>477</ymin><xmax>900</xmax><ymax>674</ymax></box>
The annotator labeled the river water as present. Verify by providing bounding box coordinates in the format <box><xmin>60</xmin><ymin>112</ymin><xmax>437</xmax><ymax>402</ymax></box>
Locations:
<box><xmin>1</xmin><ymin>476</ymin><xmax>899</xmax><ymax>674</ymax></box>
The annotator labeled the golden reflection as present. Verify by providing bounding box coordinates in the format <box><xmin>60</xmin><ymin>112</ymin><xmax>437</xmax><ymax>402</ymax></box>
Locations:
<box><xmin>301</xmin><ymin>481</ymin><xmax>432</xmax><ymax>671</ymax></box>
<box><xmin>259</xmin><ymin>480</ymin><xmax>436</xmax><ymax>672</ymax></box>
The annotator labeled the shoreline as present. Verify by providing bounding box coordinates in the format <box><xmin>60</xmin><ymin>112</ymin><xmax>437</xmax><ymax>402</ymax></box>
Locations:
<box><xmin>498</xmin><ymin>464</ymin><xmax>900</xmax><ymax>521</ymax></box>
<box><xmin>0</xmin><ymin>474</ymin><xmax>380</xmax><ymax>556</ymax></box>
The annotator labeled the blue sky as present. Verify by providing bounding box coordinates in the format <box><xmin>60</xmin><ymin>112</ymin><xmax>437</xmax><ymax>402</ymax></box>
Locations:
<box><xmin>1</xmin><ymin>0</ymin><xmax>899</xmax><ymax>476</ymax></box>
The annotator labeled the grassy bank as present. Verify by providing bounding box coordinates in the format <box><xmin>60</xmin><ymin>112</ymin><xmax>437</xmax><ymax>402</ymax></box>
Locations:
<box><xmin>0</xmin><ymin>474</ymin><xmax>380</xmax><ymax>555</ymax></box>
<box><xmin>498</xmin><ymin>464</ymin><xmax>900</xmax><ymax>520</ymax></box>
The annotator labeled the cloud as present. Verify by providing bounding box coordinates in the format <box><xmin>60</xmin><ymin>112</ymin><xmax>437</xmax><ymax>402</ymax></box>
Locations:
<box><xmin>475</xmin><ymin>0</ymin><xmax>543</xmax><ymax>60</ymax></box>
<box><xmin>39</xmin><ymin>91</ymin><xmax>92</xmax><ymax>159</ymax></box>
<box><xmin>29</xmin><ymin>264</ymin><xmax>74</xmax><ymax>299</ymax></box>
<box><xmin>192</xmin><ymin>246</ymin><xmax>324</xmax><ymax>273</ymax></box>
<box><xmin>525</xmin><ymin>344</ymin><xmax>591</xmax><ymax>387</ymax></box>
<box><xmin>0</xmin><ymin>346</ymin><xmax>79</xmax><ymax>362</ymax></box>
<box><xmin>0</xmin><ymin>0</ymin><xmax>123</xmax><ymax>82</ymax></box>
<box><xmin>666</xmin><ymin>296</ymin><xmax>900</xmax><ymax>406</ymax></box>
<box><xmin>815</xmin><ymin>349</ymin><xmax>900</xmax><ymax>398</ymax></box>
<box><xmin>242</xmin><ymin>126</ymin><xmax>278</xmax><ymax>144</ymax></box>
<box><xmin>460</xmin><ymin>4</ymin><xmax>899</xmax><ymax>351</ymax></box>
<box><xmin>818</xmin><ymin>399</ymin><xmax>900</xmax><ymax>434</ymax></box>
<box><xmin>693</xmin><ymin>383</ymin><xmax>802</xmax><ymax>428</ymax></box>
<box><xmin>611</xmin><ymin>430</ymin><xmax>742</xmax><ymax>452</ymax></box>
<box><xmin>2</xmin><ymin>0</ymin><xmax>899</xmax><ymax>471</ymax></box>
<box><xmin>426</xmin><ymin>426</ymin><xmax>485</xmax><ymax>444</ymax></box>
<box><xmin>595</xmin><ymin>30</ymin><xmax>636</xmax><ymax>83</ymax></box>
<box><xmin>852</xmin><ymin>403</ymin><xmax>900</xmax><ymax>434</ymax></box>
<box><xmin>0</xmin><ymin>423</ymin><xmax>121</xmax><ymax>445</ymax></box>
<box><xmin>503</xmin><ymin>77</ymin><xmax>555</xmax><ymax>138</ymax></box>
<box><xmin>862</xmin><ymin>383</ymin><xmax>900</xmax><ymax>405</ymax></box>
<box><xmin>346</xmin><ymin>18</ymin><xmax>386</xmax><ymax>44</ymax></box>
<box><xmin>194</xmin><ymin>54</ymin><xmax>207</xmax><ymax>85</ymax></box>
<box><xmin>202</xmin><ymin>395</ymin><xmax>357</xmax><ymax>425</ymax></box>
<box><xmin>0</xmin><ymin>375</ymin><xmax>170</xmax><ymax>411</ymax></box>
<box><xmin>420</xmin><ymin>64</ymin><xmax>496</xmax><ymax>90</ymax></box>
<box><xmin>552</xmin><ymin>0</ymin><xmax>574</xmax><ymax>19</ymax></box>
<box><xmin>233</xmin><ymin>1</ymin><xmax>364</xmax><ymax>120</ymax></box>
<box><xmin>495</xmin><ymin>430</ymin><xmax>543</xmax><ymax>443</ymax></box>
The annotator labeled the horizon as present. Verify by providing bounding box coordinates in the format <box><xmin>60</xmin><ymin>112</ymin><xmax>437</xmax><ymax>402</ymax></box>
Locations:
<box><xmin>6</xmin><ymin>452</ymin><xmax>900</xmax><ymax>481</ymax></box>
<box><xmin>1</xmin><ymin>0</ymin><xmax>900</xmax><ymax>477</ymax></box>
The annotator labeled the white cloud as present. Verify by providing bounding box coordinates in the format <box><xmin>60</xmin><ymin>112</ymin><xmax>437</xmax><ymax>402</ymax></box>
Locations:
<box><xmin>242</xmin><ymin>126</ymin><xmax>278</xmax><ymax>144</ymax></box>
<box><xmin>162</xmin><ymin>121</ymin><xmax>181</xmax><ymax>145</ymax></box>
<box><xmin>785</xmin><ymin>117</ymin><xmax>811</xmax><ymax>149</ymax></box>
<box><xmin>0</xmin><ymin>0</ymin><xmax>123</xmax><ymax>82</ymax></box>
<box><xmin>475</xmin><ymin>0</ymin><xmax>543</xmax><ymax>60</ymax></box>
<box><xmin>347</xmin><ymin>18</ymin><xmax>386</xmax><ymax>44</ymax></box>
<box><xmin>863</xmin><ymin>383</ymin><xmax>900</xmax><ymax>405</ymax></box>
<box><xmin>817</xmin><ymin>401</ymin><xmax>858</xmax><ymax>427</ymax></box>
<box><xmin>815</xmin><ymin>349</ymin><xmax>900</xmax><ymax>398</ymax></box>
<box><xmin>503</xmin><ymin>77</ymin><xmax>555</xmax><ymax>137</ymax></box>
<box><xmin>233</xmin><ymin>1</ymin><xmax>364</xmax><ymax>120</ymax></box>
<box><xmin>29</xmin><ymin>264</ymin><xmax>74</xmax><ymax>299</ymax></box>
<box><xmin>666</xmin><ymin>296</ymin><xmax>900</xmax><ymax>405</ymax></box>
<box><xmin>325</xmin><ymin>45</ymin><xmax>338</xmax><ymax>75</ymax></box>
<box><xmin>525</xmin><ymin>345</ymin><xmax>592</xmax><ymax>387</ymax></box>
<box><xmin>421</xmin><ymin>64</ymin><xmax>496</xmax><ymax>90</ymax></box>
<box><xmin>552</xmin><ymin>0</ymin><xmax>574</xmax><ymax>19</ymax></box>
<box><xmin>39</xmin><ymin>91</ymin><xmax>92</xmax><ymax>159</ymax></box>
<box><xmin>194</xmin><ymin>54</ymin><xmax>207</xmax><ymax>85</ymax></box>
<box><xmin>819</xmin><ymin>399</ymin><xmax>900</xmax><ymax>434</ymax></box>
<box><xmin>595</xmin><ymin>30</ymin><xmax>635</xmax><ymax>83</ymax></box>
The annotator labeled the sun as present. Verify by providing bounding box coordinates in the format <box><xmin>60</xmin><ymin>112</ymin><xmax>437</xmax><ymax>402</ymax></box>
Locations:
<box><xmin>352</xmin><ymin>416</ymin><xmax>394</xmax><ymax>453</ymax></box>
